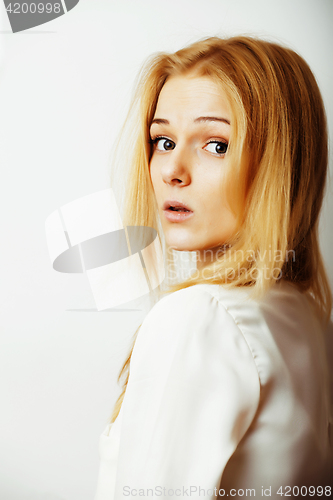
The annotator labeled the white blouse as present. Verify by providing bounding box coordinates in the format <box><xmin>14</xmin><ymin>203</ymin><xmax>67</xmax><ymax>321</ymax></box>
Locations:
<box><xmin>94</xmin><ymin>281</ymin><xmax>333</xmax><ymax>499</ymax></box>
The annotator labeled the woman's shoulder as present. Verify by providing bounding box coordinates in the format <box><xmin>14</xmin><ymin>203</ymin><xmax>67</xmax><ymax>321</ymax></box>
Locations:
<box><xmin>150</xmin><ymin>282</ymin><xmax>249</xmax><ymax>315</ymax></box>
<box><xmin>143</xmin><ymin>283</ymin><xmax>248</xmax><ymax>340</ymax></box>
<box><xmin>144</xmin><ymin>281</ymin><xmax>331</xmax><ymax>385</ymax></box>
<box><xmin>144</xmin><ymin>280</ymin><xmax>311</xmax><ymax>344</ymax></box>
<box><xmin>140</xmin><ymin>283</ymin><xmax>231</xmax><ymax>339</ymax></box>
<box><xmin>148</xmin><ymin>280</ymin><xmax>307</xmax><ymax>330</ymax></box>
<box><xmin>131</xmin><ymin>283</ymin><xmax>263</xmax><ymax>385</ymax></box>
<box><xmin>130</xmin><ymin>282</ymin><xmax>262</xmax><ymax>398</ymax></box>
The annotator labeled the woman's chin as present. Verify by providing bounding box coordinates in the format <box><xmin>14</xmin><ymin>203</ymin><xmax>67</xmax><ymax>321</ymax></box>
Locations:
<box><xmin>165</xmin><ymin>238</ymin><xmax>198</xmax><ymax>253</ymax></box>
<box><xmin>162</xmin><ymin>229</ymin><xmax>197</xmax><ymax>252</ymax></box>
<box><xmin>167</xmin><ymin>244</ymin><xmax>197</xmax><ymax>253</ymax></box>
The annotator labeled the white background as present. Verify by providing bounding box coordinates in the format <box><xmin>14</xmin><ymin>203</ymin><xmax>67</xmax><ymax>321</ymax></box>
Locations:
<box><xmin>0</xmin><ymin>1</ymin><xmax>332</xmax><ymax>499</ymax></box>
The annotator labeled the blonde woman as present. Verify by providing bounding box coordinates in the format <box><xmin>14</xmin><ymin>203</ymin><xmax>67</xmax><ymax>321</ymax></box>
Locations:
<box><xmin>94</xmin><ymin>36</ymin><xmax>333</xmax><ymax>499</ymax></box>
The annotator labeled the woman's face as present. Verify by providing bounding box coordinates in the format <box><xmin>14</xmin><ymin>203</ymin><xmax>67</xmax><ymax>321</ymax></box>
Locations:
<box><xmin>149</xmin><ymin>73</ymin><xmax>240</xmax><ymax>266</ymax></box>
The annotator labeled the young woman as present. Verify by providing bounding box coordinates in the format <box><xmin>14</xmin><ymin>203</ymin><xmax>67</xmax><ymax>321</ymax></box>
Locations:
<box><xmin>94</xmin><ymin>36</ymin><xmax>333</xmax><ymax>499</ymax></box>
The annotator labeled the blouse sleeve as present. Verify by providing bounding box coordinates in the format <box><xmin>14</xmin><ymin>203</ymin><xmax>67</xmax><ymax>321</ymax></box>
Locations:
<box><xmin>113</xmin><ymin>286</ymin><xmax>260</xmax><ymax>499</ymax></box>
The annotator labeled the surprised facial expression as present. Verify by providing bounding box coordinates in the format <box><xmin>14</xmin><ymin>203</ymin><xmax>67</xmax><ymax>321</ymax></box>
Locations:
<box><xmin>149</xmin><ymin>74</ymin><xmax>239</xmax><ymax>262</ymax></box>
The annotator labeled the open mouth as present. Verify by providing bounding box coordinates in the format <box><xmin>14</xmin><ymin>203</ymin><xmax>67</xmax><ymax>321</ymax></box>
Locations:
<box><xmin>168</xmin><ymin>206</ymin><xmax>191</xmax><ymax>212</ymax></box>
<box><xmin>163</xmin><ymin>200</ymin><xmax>193</xmax><ymax>212</ymax></box>
<box><xmin>163</xmin><ymin>201</ymin><xmax>194</xmax><ymax>222</ymax></box>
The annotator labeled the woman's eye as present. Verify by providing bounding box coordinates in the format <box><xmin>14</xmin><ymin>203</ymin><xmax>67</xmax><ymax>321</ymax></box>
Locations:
<box><xmin>204</xmin><ymin>141</ymin><xmax>228</xmax><ymax>155</ymax></box>
<box><xmin>153</xmin><ymin>137</ymin><xmax>176</xmax><ymax>151</ymax></box>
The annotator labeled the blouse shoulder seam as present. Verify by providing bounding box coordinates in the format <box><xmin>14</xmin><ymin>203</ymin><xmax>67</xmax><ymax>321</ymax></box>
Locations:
<box><xmin>187</xmin><ymin>285</ymin><xmax>262</xmax><ymax>392</ymax></box>
<box><xmin>197</xmin><ymin>286</ymin><xmax>263</xmax><ymax>395</ymax></box>
<box><xmin>158</xmin><ymin>286</ymin><xmax>262</xmax><ymax>393</ymax></box>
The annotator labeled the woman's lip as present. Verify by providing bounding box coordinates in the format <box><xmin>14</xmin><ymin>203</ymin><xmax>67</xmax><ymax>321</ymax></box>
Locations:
<box><xmin>162</xmin><ymin>200</ymin><xmax>193</xmax><ymax>211</ymax></box>
<box><xmin>163</xmin><ymin>209</ymin><xmax>194</xmax><ymax>223</ymax></box>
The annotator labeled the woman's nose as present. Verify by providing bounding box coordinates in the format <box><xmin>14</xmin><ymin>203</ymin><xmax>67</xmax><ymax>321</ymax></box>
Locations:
<box><xmin>161</xmin><ymin>146</ymin><xmax>191</xmax><ymax>186</ymax></box>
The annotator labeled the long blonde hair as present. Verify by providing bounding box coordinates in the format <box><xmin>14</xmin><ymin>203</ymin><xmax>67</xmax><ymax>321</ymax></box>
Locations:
<box><xmin>109</xmin><ymin>36</ymin><xmax>332</xmax><ymax>424</ymax></box>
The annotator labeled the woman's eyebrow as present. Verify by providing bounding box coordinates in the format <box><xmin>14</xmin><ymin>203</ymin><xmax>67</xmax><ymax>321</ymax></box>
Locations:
<box><xmin>150</xmin><ymin>116</ymin><xmax>230</xmax><ymax>126</ymax></box>
<box><xmin>194</xmin><ymin>116</ymin><xmax>231</xmax><ymax>125</ymax></box>
<box><xmin>151</xmin><ymin>118</ymin><xmax>169</xmax><ymax>125</ymax></box>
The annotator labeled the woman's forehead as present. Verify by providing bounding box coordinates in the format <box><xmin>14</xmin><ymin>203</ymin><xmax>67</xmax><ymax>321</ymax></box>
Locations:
<box><xmin>153</xmin><ymin>74</ymin><xmax>232</xmax><ymax>124</ymax></box>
